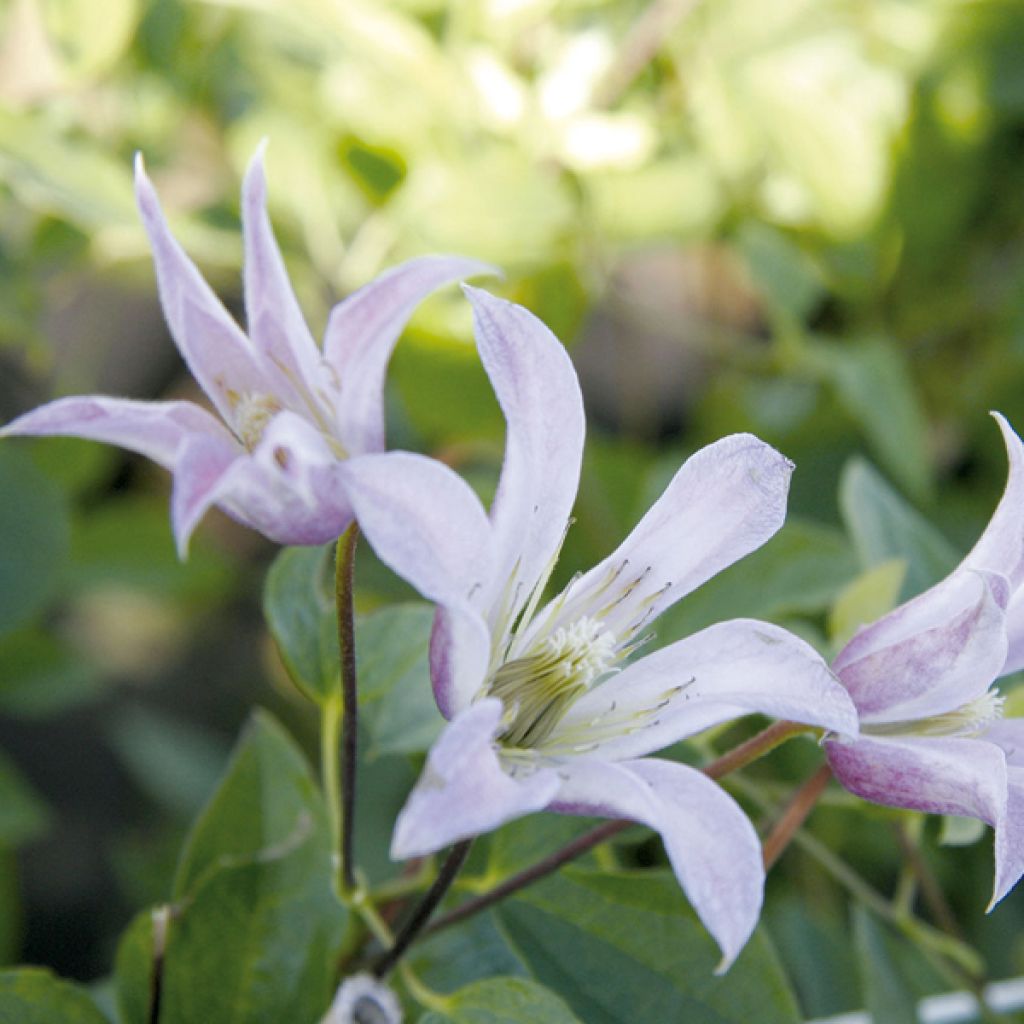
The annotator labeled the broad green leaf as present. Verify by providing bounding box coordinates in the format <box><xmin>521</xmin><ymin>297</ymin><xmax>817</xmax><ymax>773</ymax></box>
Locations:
<box><xmin>0</xmin><ymin>749</ymin><xmax>50</xmax><ymax>848</ymax></box>
<box><xmin>657</xmin><ymin>519</ymin><xmax>859</xmax><ymax>642</ymax></box>
<box><xmin>113</xmin><ymin>909</ymin><xmax>160</xmax><ymax>1024</ymax></box>
<box><xmin>809</xmin><ymin>338</ymin><xmax>932</xmax><ymax>502</ymax></box>
<box><xmin>172</xmin><ymin>710</ymin><xmax>333</xmax><ymax>898</ymax></box>
<box><xmin>358</xmin><ymin>603</ymin><xmax>444</xmax><ymax>758</ymax></box>
<box><xmin>420</xmin><ymin>977</ymin><xmax>583</xmax><ymax>1024</ymax></box>
<box><xmin>0</xmin><ymin>448</ymin><xmax>71</xmax><ymax>639</ymax></box>
<box><xmin>263</xmin><ymin>545</ymin><xmax>338</xmax><ymax>704</ymax></box>
<box><xmin>0</xmin><ymin>629</ymin><xmax>104</xmax><ymax>718</ymax></box>
<box><xmin>827</xmin><ymin>559</ymin><xmax>907</xmax><ymax>649</ymax></box>
<box><xmin>852</xmin><ymin>908</ymin><xmax>918</xmax><ymax>1024</ymax></box>
<box><xmin>0</xmin><ymin>968</ymin><xmax>111</xmax><ymax>1023</ymax></box>
<box><xmin>839</xmin><ymin>459</ymin><xmax>959</xmax><ymax>600</ymax></box>
<box><xmin>737</xmin><ymin>224</ymin><xmax>824</xmax><ymax>322</ymax></box>
<box><xmin>497</xmin><ymin>869</ymin><xmax>801</xmax><ymax>1024</ymax></box>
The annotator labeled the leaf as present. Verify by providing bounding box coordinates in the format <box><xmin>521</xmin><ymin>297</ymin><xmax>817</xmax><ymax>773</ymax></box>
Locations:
<box><xmin>0</xmin><ymin>749</ymin><xmax>50</xmax><ymax>848</ymax></box>
<box><xmin>0</xmin><ymin>968</ymin><xmax>111</xmax><ymax>1023</ymax></box>
<box><xmin>852</xmin><ymin>907</ymin><xmax>919</xmax><ymax>1024</ymax></box>
<box><xmin>0</xmin><ymin>629</ymin><xmax>104</xmax><ymax>718</ymax></box>
<box><xmin>497</xmin><ymin>869</ymin><xmax>801</xmax><ymax>1024</ymax></box>
<box><xmin>263</xmin><ymin>545</ymin><xmax>339</xmax><ymax>704</ymax></box>
<box><xmin>358</xmin><ymin>603</ymin><xmax>444</xmax><ymax>758</ymax></box>
<box><xmin>0</xmin><ymin>448</ymin><xmax>71</xmax><ymax>639</ymax></box>
<box><xmin>737</xmin><ymin>223</ymin><xmax>824</xmax><ymax>322</ymax></box>
<box><xmin>827</xmin><ymin>559</ymin><xmax>907</xmax><ymax>649</ymax></box>
<box><xmin>838</xmin><ymin>458</ymin><xmax>959</xmax><ymax>600</ymax></box>
<box><xmin>113</xmin><ymin>910</ymin><xmax>160</xmax><ymax>1024</ymax></box>
<box><xmin>809</xmin><ymin>337</ymin><xmax>932</xmax><ymax>502</ymax></box>
<box><xmin>420</xmin><ymin>977</ymin><xmax>583</xmax><ymax>1024</ymax></box>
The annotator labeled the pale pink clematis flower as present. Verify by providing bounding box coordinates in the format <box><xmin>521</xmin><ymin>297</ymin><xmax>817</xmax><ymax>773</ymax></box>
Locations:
<box><xmin>825</xmin><ymin>413</ymin><xmax>1024</xmax><ymax>906</ymax></box>
<box><xmin>340</xmin><ymin>287</ymin><xmax>859</xmax><ymax>969</ymax></box>
<box><xmin>1</xmin><ymin>148</ymin><xmax>491</xmax><ymax>554</ymax></box>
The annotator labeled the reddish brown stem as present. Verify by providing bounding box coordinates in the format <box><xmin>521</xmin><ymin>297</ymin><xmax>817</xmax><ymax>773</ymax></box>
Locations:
<box><xmin>761</xmin><ymin>762</ymin><xmax>832</xmax><ymax>869</ymax></box>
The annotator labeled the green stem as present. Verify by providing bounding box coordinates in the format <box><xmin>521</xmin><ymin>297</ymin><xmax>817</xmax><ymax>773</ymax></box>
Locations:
<box><xmin>335</xmin><ymin>524</ymin><xmax>360</xmax><ymax>897</ymax></box>
<box><xmin>321</xmin><ymin>693</ymin><xmax>344</xmax><ymax>898</ymax></box>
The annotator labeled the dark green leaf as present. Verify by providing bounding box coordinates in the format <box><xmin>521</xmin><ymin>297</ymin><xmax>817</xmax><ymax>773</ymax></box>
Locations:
<box><xmin>113</xmin><ymin>910</ymin><xmax>159</xmax><ymax>1024</ymax></box>
<box><xmin>0</xmin><ymin>629</ymin><xmax>104</xmax><ymax>718</ymax></box>
<box><xmin>839</xmin><ymin>459</ymin><xmax>959</xmax><ymax>600</ymax></box>
<box><xmin>419</xmin><ymin>977</ymin><xmax>583</xmax><ymax>1024</ymax></box>
<box><xmin>852</xmin><ymin>908</ymin><xmax>919</xmax><ymax>1024</ymax></box>
<box><xmin>0</xmin><ymin>749</ymin><xmax>50</xmax><ymax>847</ymax></box>
<box><xmin>498</xmin><ymin>869</ymin><xmax>801</xmax><ymax>1024</ymax></box>
<box><xmin>263</xmin><ymin>545</ymin><xmax>338</xmax><ymax>704</ymax></box>
<box><xmin>0</xmin><ymin>968</ymin><xmax>111</xmax><ymax>1023</ymax></box>
<box><xmin>0</xmin><ymin>448</ymin><xmax>71</xmax><ymax>639</ymax></box>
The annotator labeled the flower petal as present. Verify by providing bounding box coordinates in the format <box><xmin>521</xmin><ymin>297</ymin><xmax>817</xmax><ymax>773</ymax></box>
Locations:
<box><xmin>323</xmin><ymin>256</ymin><xmax>496</xmax><ymax>455</ymax></box>
<box><xmin>826</xmin><ymin>734</ymin><xmax>1007</xmax><ymax>825</ymax></box>
<box><xmin>984</xmin><ymin>718</ymin><xmax>1024</xmax><ymax>768</ymax></box>
<box><xmin>135</xmin><ymin>156</ymin><xmax>271</xmax><ymax>425</ymax></box>
<box><xmin>993</xmin><ymin>764</ymin><xmax>1024</xmax><ymax>906</ymax></box>
<box><xmin>551</xmin><ymin>757</ymin><xmax>763</xmax><ymax>971</ymax></box>
<box><xmin>390</xmin><ymin>699</ymin><xmax>560</xmax><ymax>859</ymax></box>
<box><xmin>833</xmin><ymin>570</ymin><xmax>1008</xmax><ymax>724</ymax></box>
<box><xmin>1001</xmin><ymin>589</ymin><xmax>1024</xmax><ymax>675</ymax></box>
<box><xmin>241</xmin><ymin>146</ymin><xmax>328</xmax><ymax>405</ymax></box>
<box><xmin>1</xmin><ymin>395</ymin><xmax>234</xmax><ymax>470</ymax></box>
<box><xmin>430</xmin><ymin>606</ymin><xmax>493</xmax><ymax>720</ymax></box>
<box><xmin>170</xmin><ymin>431</ymin><xmax>243</xmax><ymax>558</ymax></box>
<box><xmin>963</xmin><ymin>413</ymin><xmax>1024</xmax><ymax>589</ymax></box>
<box><xmin>464</xmin><ymin>287</ymin><xmax>585</xmax><ymax>619</ymax></box>
<box><xmin>537</xmin><ymin>434</ymin><xmax>793</xmax><ymax>642</ymax></box>
<box><xmin>553</xmin><ymin>619</ymin><xmax>856</xmax><ymax>761</ymax></box>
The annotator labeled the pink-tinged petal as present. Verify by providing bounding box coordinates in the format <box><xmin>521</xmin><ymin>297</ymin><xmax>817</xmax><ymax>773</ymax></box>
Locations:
<box><xmin>212</xmin><ymin>411</ymin><xmax>353</xmax><ymax>545</ymax></box>
<box><xmin>390</xmin><ymin>699</ymin><xmax>559</xmax><ymax>859</ymax></box>
<box><xmin>1001</xmin><ymin>589</ymin><xmax>1024</xmax><ymax>675</ymax></box>
<box><xmin>340</xmin><ymin>451</ymin><xmax>494</xmax><ymax>611</ymax></box>
<box><xmin>1</xmin><ymin>395</ymin><xmax>234</xmax><ymax>470</ymax></box>
<box><xmin>555</xmin><ymin>620</ymin><xmax>856</xmax><ymax>762</ymax></box>
<box><xmin>170</xmin><ymin>432</ymin><xmax>242</xmax><ymax>558</ymax></box>
<box><xmin>992</xmin><ymin>764</ymin><xmax>1024</xmax><ymax>906</ymax></box>
<box><xmin>323</xmin><ymin>256</ymin><xmax>497</xmax><ymax>455</ymax></box>
<box><xmin>983</xmin><ymin>718</ymin><xmax>1024</xmax><ymax>768</ymax></box>
<box><xmin>430</xmin><ymin>606</ymin><xmax>492</xmax><ymax>720</ymax></box>
<box><xmin>834</xmin><ymin>571</ymin><xmax>1008</xmax><ymax>724</ymax></box>
<box><xmin>551</xmin><ymin>758</ymin><xmax>763</xmax><ymax>971</ymax></box>
<box><xmin>963</xmin><ymin>413</ymin><xmax>1024</xmax><ymax>589</ymax></box>
<box><xmin>135</xmin><ymin>156</ymin><xmax>271</xmax><ymax>425</ymax></box>
<box><xmin>464</xmin><ymin>287</ymin><xmax>585</xmax><ymax>617</ymax></box>
<box><xmin>826</xmin><ymin>734</ymin><xmax>1007</xmax><ymax>825</ymax></box>
<box><xmin>537</xmin><ymin>435</ymin><xmax>793</xmax><ymax>642</ymax></box>
<box><xmin>241</xmin><ymin>147</ymin><xmax>327</xmax><ymax>401</ymax></box>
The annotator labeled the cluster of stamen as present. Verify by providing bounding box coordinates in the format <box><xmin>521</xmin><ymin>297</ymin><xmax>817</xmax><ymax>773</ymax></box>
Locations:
<box><xmin>488</xmin><ymin>616</ymin><xmax>617</xmax><ymax>749</ymax></box>
<box><xmin>232</xmin><ymin>392</ymin><xmax>283</xmax><ymax>451</ymax></box>
<box><xmin>867</xmin><ymin>689</ymin><xmax>1005</xmax><ymax>739</ymax></box>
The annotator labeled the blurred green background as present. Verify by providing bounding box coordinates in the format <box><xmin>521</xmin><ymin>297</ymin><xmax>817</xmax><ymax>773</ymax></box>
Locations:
<box><xmin>2</xmin><ymin>0</ymin><xmax>1024</xmax><ymax>1015</ymax></box>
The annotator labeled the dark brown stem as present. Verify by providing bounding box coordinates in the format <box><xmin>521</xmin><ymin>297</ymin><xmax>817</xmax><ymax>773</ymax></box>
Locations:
<box><xmin>373</xmin><ymin>840</ymin><xmax>473</xmax><ymax>978</ymax></box>
<box><xmin>335</xmin><ymin>524</ymin><xmax>360</xmax><ymax>896</ymax></box>
<box><xmin>761</xmin><ymin>762</ymin><xmax>832</xmax><ymax>869</ymax></box>
<box><xmin>425</xmin><ymin>720</ymin><xmax>808</xmax><ymax>940</ymax></box>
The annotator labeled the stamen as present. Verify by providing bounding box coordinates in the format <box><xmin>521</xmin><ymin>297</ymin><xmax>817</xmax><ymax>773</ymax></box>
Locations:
<box><xmin>867</xmin><ymin>689</ymin><xmax>1006</xmax><ymax>739</ymax></box>
<box><xmin>233</xmin><ymin>393</ymin><xmax>283</xmax><ymax>450</ymax></box>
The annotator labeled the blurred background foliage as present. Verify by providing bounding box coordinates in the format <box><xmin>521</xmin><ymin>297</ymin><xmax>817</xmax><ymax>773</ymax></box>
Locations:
<box><xmin>2</xmin><ymin>0</ymin><xmax>1024</xmax><ymax>1016</ymax></box>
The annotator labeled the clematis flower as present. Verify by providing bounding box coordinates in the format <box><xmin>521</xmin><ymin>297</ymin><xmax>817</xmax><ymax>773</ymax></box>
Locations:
<box><xmin>340</xmin><ymin>287</ymin><xmax>859</xmax><ymax>968</ymax></box>
<box><xmin>1</xmin><ymin>148</ymin><xmax>490</xmax><ymax>555</ymax></box>
<box><xmin>825</xmin><ymin>413</ymin><xmax>1024</xmax><ymax>906</ymax></box>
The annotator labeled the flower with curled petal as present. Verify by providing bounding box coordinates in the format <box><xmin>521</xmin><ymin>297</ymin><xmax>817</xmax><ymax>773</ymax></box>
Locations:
<box><xmin>1</xmin><ymin>147</ymin><xmax>491</xmax><ymax>554</ymax></box>
<box><xmin>825</xmin><ymin>413</ymin><xmax>1024</xmax><ymax>907</ymax></box>
<box><xmin>340</xmin><ymin>287</ymin><xmax>859</xmax><ymax>970</ymax></box>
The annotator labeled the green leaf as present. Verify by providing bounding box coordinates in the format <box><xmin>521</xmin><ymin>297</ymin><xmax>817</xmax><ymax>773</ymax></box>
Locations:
<box><xmin>0</xmin><ymin>629</ymin><xmax>104</xmax><ymax>718</ymax></box>
<box><xmin>0</xmin><ymin>749</ymin><xmax>50</xmax><ymax>848</ymax></box>
<box><xmin>737</xmin><ymin>224</ymin><xmax>824</xmax><ymax>322</ymax></box>
<box><xmin>152</xmin><ymin>712</ymin><xmax>345</xmax><ymax>1024</ymax></box>
<box><xmin>113</xmin><ymin>910</ymin><xmax>159</xmax><ymax>1024</ymax></box>
<box><xmin>263</xmin><ymin>545</ymin><xmax>339</xmax><ymax>704</ymax></box>
<box><xmin>420</xmin><ymin>977</ymin><xmax>583</xmax><ymax>1024</ymax></box>
<box><xmin>497</xmin><ymin>869</ymin><xmax>801</xmax><ymax>1024</ymax></box>
<box><xmin>809</xmin><ymin>337</ymin><xmax>932</xmax><ymax>502</ymax></box>
<box><xmin>839</xmin><ymin>459</ymin><xmax>959</xmax><ymax>600</ymax></box>
<box><xmin>0</xmin><ymin>968</ymin><xmax>111</xmax><ymax>1023</ymax></box>
<box><xmin>358</xmin><ymin>603</ymin><xmax>444</xmax><ymax>758</ymax></box>
<box><xmin>0</xmin><ymin>448</ymin><xmax>71</xmax><ymax>639</ymax></box>
<box><xmin>827</xmin><ymin>559</ymin><xmax>907</xmax><ymax>648</ymax></box>
<box><xmin>852</xmin><ymin>908</ymin><xmax>918</xmax><ymax>1024</ymax></box>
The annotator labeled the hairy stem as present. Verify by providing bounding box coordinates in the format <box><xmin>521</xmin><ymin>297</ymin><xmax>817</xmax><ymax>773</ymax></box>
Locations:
<box><xmin>425</xmin><ymin>719</ymin><xmax>808</xmax><ymax>939</ymax></box>
<box><xmin>374</xmin><ymin>840</ymin><xmax>473</xmax><ymax>978</ymax></box>
<box><xmin>762</xmin><ymin>763</ymin><xmax>832</xmax><ymax>869</ymax></box>
<box><xmin>335</xmin><ymin>523</ymin><xmax>360</xmax><ymax>896</ymax></box>
<box><xmin>321</xmin><ymin>692</ymin><xmax>344</xmax><ymax>897</ymax></box>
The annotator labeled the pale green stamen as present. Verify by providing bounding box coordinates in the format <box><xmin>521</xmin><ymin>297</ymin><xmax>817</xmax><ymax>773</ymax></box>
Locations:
<box><xmin>232</xmin><ymin>392</ymin><xmax>283</xmax><ymax>450</ymax></box>
<box><xmin>867</xmin><ymin>689</ymin><xmax>1005</xmax><ymax>739</ymax></box>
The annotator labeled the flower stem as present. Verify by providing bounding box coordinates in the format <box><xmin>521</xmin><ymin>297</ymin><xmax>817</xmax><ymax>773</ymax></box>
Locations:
<box><xmin>321</xmin><ymin>692</ymin><xmax>344</xmax><ymax>896</ymax></box>
<box><xmin>761</xmin><ymin>762</ymin><xmax>832</xmax><ymax>869</ymax></box>
<box><xmin>424</xmin><ymin>719</ymin><xmax>807</xmax><ymax>940</ymax></box>
<box><xmin>335</xmin><ymin>523</ymin><xmax>360</xmax><ymax>897</ymax></box>
<box><xmin>374</xmin><ymin>840</ymin><xmax>473</xmax><ymax>979</ymax></box>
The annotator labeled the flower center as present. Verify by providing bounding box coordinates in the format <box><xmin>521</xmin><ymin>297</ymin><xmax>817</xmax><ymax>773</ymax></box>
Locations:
<box><xmin>487</xmin><ymin>616</ymin><xmax>616</xmax><ymax>749</ymax></box>
<box><xmin>865</xmin><ymin>689</ymin><xmax>1005</xmax><ymax>740</ymax></box>
<box><xmin>233</xmin><ymin>393</ymin><xmax>283</xmax><ymax>451</ymax></box>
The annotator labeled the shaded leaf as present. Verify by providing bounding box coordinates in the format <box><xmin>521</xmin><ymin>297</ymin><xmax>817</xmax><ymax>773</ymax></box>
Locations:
<box><xmin>0</xmin><ymin>968</ymin><xmax>111</xmax><ymax>1023</ymax></box>
<box><xmin>0</xmin><ymin>749</ymin><xmax>50</xmax><ymax>848</ymax></box>
<box><xmin>852</xmin><ymin>907</ymin><xmax>918</xmax><ymax>1024</ymax></box>
<box><xmin>420</xmin><ymin>977</ymin><xmax>583</xmax><ymax>1024</ymax></box>
<box><xmin>827</xmin><ymin>559</ymin><xmax>907</xmax><ymax>649</ymax></box>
